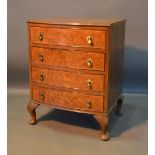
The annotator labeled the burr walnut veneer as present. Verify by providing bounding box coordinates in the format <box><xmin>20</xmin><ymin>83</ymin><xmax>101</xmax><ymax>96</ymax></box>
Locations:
<box><xmin>27</xmin><ymin>18</ymin><xmax>126</xmax><ymax>141</ymax></box>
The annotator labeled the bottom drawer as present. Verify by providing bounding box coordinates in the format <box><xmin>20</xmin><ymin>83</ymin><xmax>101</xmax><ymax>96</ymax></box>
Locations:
<box><xmin>32</xmin><ymin>86</ymin><xmax>104</xmax><ymax>112</ymax></box>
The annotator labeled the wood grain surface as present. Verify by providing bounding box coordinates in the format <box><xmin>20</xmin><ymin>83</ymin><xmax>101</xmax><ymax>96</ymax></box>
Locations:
<box><xmin>32</xmin><ymin>86</ymin><xmax>104</xmax><ymax>112</ymax></box>
<box><xmin>31</xmin><ymin>67</ymin><xmax>104</xmax><ymax>92</ymax></box>
<box><xmin>31</xmin><ymin>47</ymin><xmax>105</xmax><ymax>71</ymax></box>
<box><xmin>30</xmin><ymin>27</ymin><xmax>105</xmax><ymax>48</ymax></box>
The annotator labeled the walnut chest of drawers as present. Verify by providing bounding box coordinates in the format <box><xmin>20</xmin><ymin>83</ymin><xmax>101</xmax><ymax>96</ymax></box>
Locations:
<box><xmin>27</xmin><ymin>18</ymin><xmax>126</xmax><ymax>141</ymax></box>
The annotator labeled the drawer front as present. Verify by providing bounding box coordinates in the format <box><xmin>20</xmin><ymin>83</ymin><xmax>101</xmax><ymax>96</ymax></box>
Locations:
<box><xmin>30</xmin><ymin>27</ymin><xmax>105</xmax><ymax>48</ymax></box>
<box><xmin>31</xmin><ymin>67</ymin><xmax>104</xmax><ymax>92</ymax></box>
<box><xmin>32</xmin><ymin>86</ymin><xmax>103</xmax><ymax>112</ymax></box>
<box><xmin>31</xmin><ymin>47</ymin><xmax>105</xmax><ymax>71</ymax></box>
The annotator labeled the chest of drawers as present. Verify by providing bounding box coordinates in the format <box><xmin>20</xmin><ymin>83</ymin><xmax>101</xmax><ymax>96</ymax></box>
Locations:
<box><xmin>27</xmin><ymin>18</ymin><xmax>126</xmax><ymax>141</ymax></box>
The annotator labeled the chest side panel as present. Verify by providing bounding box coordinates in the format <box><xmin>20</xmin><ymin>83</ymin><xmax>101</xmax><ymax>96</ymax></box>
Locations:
<box><xmin>108</xmin><ymin>22</ymin><xmax>125</xmax><ymax>112</ymax></box>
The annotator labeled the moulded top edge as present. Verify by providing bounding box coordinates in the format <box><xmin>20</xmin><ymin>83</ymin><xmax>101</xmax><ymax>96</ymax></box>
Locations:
<box><xmin>27</xmin><ymin>18</ymin><xmax>127</xmax><ymax>27</ymax></box>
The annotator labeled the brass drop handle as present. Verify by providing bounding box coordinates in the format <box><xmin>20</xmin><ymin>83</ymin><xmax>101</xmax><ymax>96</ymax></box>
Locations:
<box><xmin>40</xmin><ymin>74</ymin><xmax>44</xmax><ymax>81</ymax></box>
<box><xmin>40</xmin><ymin>92</ymin><xmax>45</xmax><ymax>101</ymax></box>
<box><xmin>87</xmin><ymin>36</ymin><xmax>93</xmax><ymax>45</ymax></box>
<box><xmin>86</xmin><ymin>100</ymin><xmax>92</xmax><ymax>108</ymax></box>
<box><xmin>39</xmin><ymin>32</ymin><xmax>44</xmax><ymax>41</ymax></box>
<box><xmin>39</xmin><ymin>55</ymin><xmax>44</xmax><ymax>62</ymax></box>
<box><xmin>87</xmin><ymin>58</ymin><xmax>93</xmax><ymax>68</ymax></box>
<box><xmin>87</xmin><ymin>79</ymin><xmax>93</xmax><ymax>89</ymax></box>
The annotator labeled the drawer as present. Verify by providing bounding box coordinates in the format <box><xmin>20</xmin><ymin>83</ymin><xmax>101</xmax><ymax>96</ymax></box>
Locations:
<box><xmin>32</xmin><ymin>86</ymin><xmax>104</xmax><ymax>112</ymax></box>
<box><xmin>31</xmin><ymin>67</ymin><xmax>104</xmax><ymax>92</ymax></box>
<box><xmin>31</xmin><ymin>47</ymin><xmax>105</xmax><ymax>71</ymax></box>
<box><xmin>30</xmin><ymin>27</ymin><xmax>105</xmax><ymax>48</ymax></box>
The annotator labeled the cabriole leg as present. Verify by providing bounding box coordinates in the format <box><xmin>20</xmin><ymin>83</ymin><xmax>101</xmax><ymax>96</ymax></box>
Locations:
<box><xmin>93</xmin><ymin>115</ymin><xmax>110</xmax><ymax>141</ymax></box>
<box><xmin>27</xmin><ymin>101</ymin><xmax>40</xmax><ymax>125</ymax></box>
<box><xmin>116</xmin><ymin>95</ymin><xmax>124</xmax><ymax>115</ymax></box>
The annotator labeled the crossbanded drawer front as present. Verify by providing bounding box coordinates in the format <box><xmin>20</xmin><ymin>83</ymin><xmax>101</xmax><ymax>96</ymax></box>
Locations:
<box><xmin>32</xmin><ymin>86</ymin><xmax>104</xmax><ymax>112</ymax></box>
<box><xmin>31</xmin><ymin>47</ymin><xmax>105</xmax><ymax>71</ymax></box>
<box><xmin>31</xmin><ymin>67</ymin><xmax>104</xmax><ymax>92</ymax></box>
<box><xmin>30</xmin><ymin>27</ymin><xmax>105</xmax><ymax>48</ymax></box>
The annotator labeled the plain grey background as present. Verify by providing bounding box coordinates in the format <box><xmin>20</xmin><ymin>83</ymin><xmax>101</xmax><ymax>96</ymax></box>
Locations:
<box><xmin>7</xmin><ymin>0</ymin><xmax>148</xmax><ymax>93</ymax></box>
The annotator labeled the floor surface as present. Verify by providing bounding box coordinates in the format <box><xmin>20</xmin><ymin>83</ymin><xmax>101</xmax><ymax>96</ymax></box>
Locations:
<box><xmin>8</xmin><ymin>88</ymin><xmax>148</xmax><ymax>155</ymax></box>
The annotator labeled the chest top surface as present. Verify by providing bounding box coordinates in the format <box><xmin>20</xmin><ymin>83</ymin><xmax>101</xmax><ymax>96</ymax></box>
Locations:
<box><xmin>28</xmin><ymin>18</ymin><xmax>126</xmax><ymax>26</ymax></box>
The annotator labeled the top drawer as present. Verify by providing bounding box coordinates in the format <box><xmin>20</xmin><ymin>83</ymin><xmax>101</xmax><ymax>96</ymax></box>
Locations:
<box><xmin>30</xmin><ymin>27</ymin><xmax>106</xmax><ymax>49</ymax></box>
